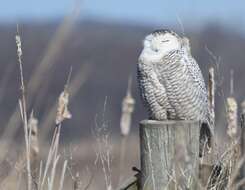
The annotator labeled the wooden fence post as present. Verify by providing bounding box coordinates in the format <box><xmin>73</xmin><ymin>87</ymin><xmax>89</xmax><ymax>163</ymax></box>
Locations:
<box><xmin>140</xmin><ymin>120</ymin><xmax>200</xmax><ymax>190</ymax></box>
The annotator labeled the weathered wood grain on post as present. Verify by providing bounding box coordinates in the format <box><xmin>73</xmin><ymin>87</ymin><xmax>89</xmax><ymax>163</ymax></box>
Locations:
<box><xmin>140</xmin><ymin>120</ymin><xmax>200</xmax><ymax>190</ymax></box>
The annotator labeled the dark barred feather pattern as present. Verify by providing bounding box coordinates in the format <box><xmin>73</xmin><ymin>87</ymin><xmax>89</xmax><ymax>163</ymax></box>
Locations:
<box><xmin>137</xmin><ymin>48</ymin><xmax>212</xmax><ymax>131</ymax></box>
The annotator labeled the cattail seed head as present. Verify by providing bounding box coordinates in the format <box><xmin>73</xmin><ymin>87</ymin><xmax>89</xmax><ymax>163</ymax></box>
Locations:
<box><xmin>15</xmin><ymin>35</ymin><xmax>22</xmax><ymax>63</ymax></box>
<box><xmin>120</xmin><ymin>77</ymin><xmax>135</xmax><ymax>136</ymax></box>
<box><xmin>28</xmin><ymin>111</ymin><xmax>39</xmax><ymax>160</ymax></box>
<box><xmin>226</xmin><ymin>97</ymin><xmax>238</xmax><ymax>139</ymax></box>
<box><xmin>56</xmin><ymin>89</ymin><xmax>72</xmax><ymax>125</ymax></box>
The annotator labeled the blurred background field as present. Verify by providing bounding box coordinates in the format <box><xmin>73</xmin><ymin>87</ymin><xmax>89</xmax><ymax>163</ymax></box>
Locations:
<box><xmin>0</xmin><ymin>0</ymin><xmax>245</xmax><ymax>189</ymax></box>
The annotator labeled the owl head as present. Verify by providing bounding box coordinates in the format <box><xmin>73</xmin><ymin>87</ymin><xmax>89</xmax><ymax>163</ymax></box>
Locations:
<box><xmin>139</xmin><ymin>29</ymin><xmax>185</xmax><ymax>63</ymax></box>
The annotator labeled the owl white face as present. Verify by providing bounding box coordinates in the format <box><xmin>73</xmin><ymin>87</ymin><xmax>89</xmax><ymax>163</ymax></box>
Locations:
<box><xmin>139</xmin><ymin>31</ymin><xmax>181</xmax><ymax>63</ymax></box>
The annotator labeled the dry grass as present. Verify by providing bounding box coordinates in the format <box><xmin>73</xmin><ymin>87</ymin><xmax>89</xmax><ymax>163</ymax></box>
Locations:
<box><xmin>0</xmin><ymin>15</ymin><xmax>244</xmax><ymax>190</ymax></box>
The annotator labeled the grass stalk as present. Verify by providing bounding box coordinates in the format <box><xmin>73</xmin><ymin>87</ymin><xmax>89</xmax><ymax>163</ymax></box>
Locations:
<box><xmin>16</xmin><ymin>25</ymin><xmax>32</xmax><ymax>190</ymax></box>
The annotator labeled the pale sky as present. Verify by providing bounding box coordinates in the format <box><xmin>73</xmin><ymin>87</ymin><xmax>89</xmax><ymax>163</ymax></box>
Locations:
<box><xmin>1</xmin><ymin>0</ymin><xmax>245</xmax><ymax>31</ymax></box>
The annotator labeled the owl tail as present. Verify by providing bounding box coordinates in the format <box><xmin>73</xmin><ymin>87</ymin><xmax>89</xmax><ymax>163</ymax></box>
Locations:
<box><xmin>199</xmin><ymin>113</ymin><xmax>214</xmax><ymax>157</ymax></box>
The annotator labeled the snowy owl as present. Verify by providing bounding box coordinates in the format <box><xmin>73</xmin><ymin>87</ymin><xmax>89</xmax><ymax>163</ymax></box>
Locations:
<box><xmin>137</xmin><ymin>29</ymin><xmax>213</xmax><ymax>155</ymax></box>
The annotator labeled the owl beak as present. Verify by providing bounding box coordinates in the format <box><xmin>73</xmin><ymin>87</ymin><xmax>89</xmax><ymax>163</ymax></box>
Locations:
<box><xmin>150</xmin><ymin>44</ymin><xmax>159</xmax><ymax>52</ymax></box>
<box><xmin>152</xmin><ymin>47</ymin><xmax>159</xmax><ymax>52</ymax></box>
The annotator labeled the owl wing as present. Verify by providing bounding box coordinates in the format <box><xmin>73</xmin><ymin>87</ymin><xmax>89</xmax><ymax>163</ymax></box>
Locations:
<box><xmin>184</xmin><ymin>54</ymin><xmax>207</xmax><ymax>98</ymax></box>
<box><xmin>183</xmin><ymin>53</ymin><xmax>214</xmax><ymax>156</ymax></box>
<box><xmin>184</xmin><ymin>54</ymin><xmax>213</xmax><ymax>122</ymax></box>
